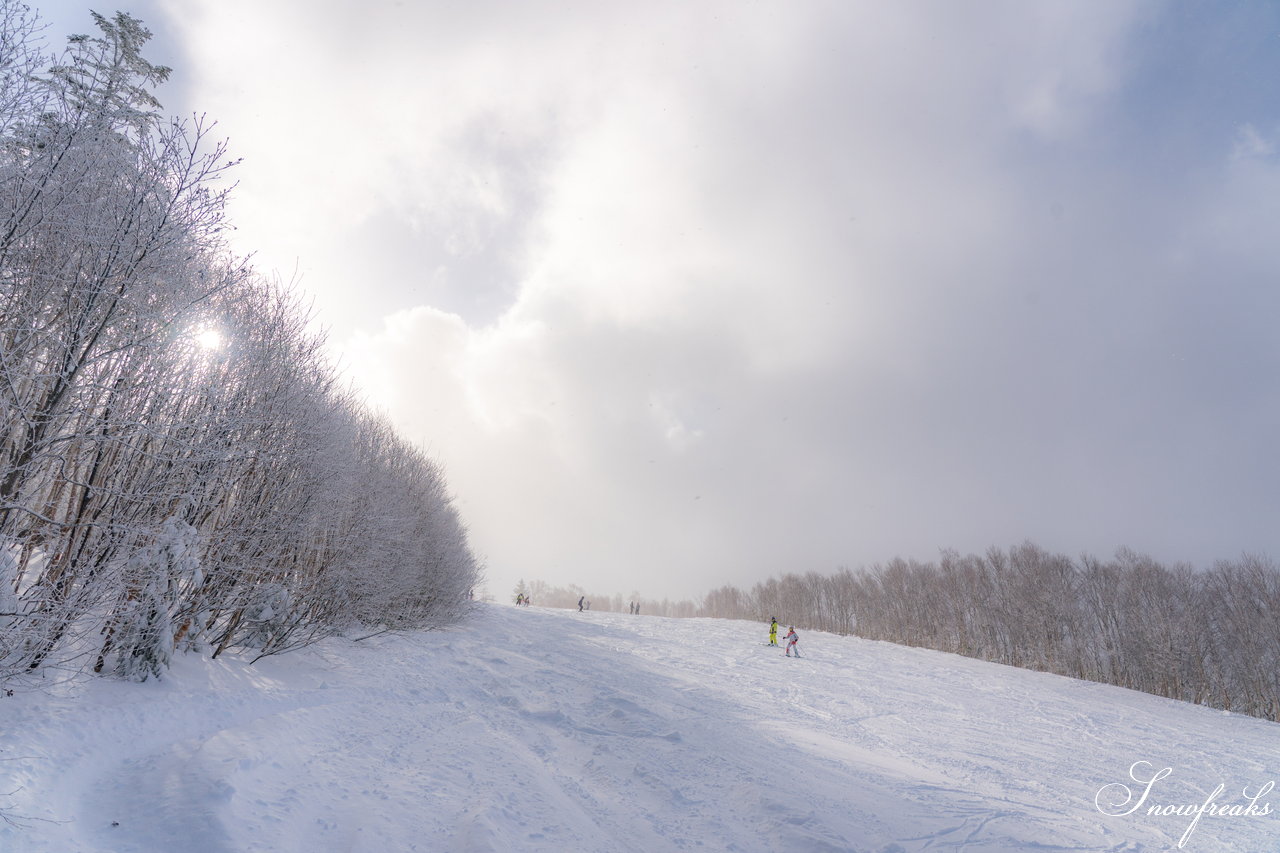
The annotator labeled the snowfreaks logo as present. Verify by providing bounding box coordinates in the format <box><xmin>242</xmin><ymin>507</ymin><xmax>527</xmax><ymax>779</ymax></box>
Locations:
<box><xmin>1095</xmin><ymin>761</ymin><xmax>1274</xmax><ymax>848</ymax></box>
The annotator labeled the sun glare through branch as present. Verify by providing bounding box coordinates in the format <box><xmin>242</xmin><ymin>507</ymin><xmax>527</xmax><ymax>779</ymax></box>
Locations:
<box><xmin>195</xmin><ymin>327</ymin><xmax>224</xmax><ymax>351</ymax></box>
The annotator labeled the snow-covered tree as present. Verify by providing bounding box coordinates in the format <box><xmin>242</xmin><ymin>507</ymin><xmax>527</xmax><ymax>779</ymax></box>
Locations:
<box><xmin>0</xmin><ymin>8</ymin><xmax>481</xmax><ymax>682</ymax></box>
<box><xmin>103</xmin><ymin>516</ymin><xmax>201</xmax><ymax>681</ymax></box>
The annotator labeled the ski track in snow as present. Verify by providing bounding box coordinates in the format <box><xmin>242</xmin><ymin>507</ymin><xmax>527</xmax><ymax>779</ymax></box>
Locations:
<box><xmin>1</xmin><ymin>604</ymin><xmax>1278</xmax><ymax>852</ymax></box>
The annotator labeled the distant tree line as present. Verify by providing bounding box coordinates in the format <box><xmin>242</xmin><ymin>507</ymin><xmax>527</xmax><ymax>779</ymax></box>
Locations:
<box><xmin>515</xmin><ymin>579</ymin><xmax>698</xmax><ymax>618</ymax></box>
<box><xmin>0</xmin><ymin>8</ymin><xmax>479</xmax><ymax>682</ymax></box>
<box><xmin>699</xmin><ymin>542</ymin><xmax>1280</xmax><ymax>721</ymax></box>
<box><xmin>527</xmin><ymin>539</ymin><xmax>1280</xmax><ymax>720</ymax></box>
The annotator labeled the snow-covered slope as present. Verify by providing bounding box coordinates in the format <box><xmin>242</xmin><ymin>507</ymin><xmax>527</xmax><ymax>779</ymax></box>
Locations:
<box><xmin>2</xmin><ymin>604</ymin><xmax>1277</xmax><ymax>852</ymax></box>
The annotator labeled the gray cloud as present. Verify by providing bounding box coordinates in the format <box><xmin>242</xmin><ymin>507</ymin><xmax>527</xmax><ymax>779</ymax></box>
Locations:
<box><xmin>93</xmin><ymin>0</ymin><xmax>1280</xmax><ymax>599</ymax></box>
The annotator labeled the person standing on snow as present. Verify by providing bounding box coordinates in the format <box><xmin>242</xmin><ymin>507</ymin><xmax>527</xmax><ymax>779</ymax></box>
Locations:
<box><xmin>768</xmin><ymin>617</ymin><xmax>779</xmax><ymax>647</ymax></box>
<box><xmin>784</xmin><ymin>626</ymin><xmax>800</xmax><ymax>657</ymax></box>
<box><xmin>578</xmin><ymin>596</ymin><xmax>585</xmax><ymax>612</ymax></box>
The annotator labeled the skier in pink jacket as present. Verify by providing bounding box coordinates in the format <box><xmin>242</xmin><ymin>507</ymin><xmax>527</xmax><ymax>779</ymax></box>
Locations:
<box><xmin>784</xmin><ymin>626</ymin><xmax>800</xmax><ymax>657</ymax></box>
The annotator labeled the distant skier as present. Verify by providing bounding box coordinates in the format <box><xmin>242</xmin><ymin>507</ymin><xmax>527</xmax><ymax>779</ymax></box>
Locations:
<box><xmin>578</xmin><ymin>596</ymin><xmax>585</xmax><ymax>612</ymax></box>
<box><xmin>784</xmin><ymin>626</ymin><xmax>800</xmax><ymax>657</ymax></box>
<box><xmin>768</xmin><ymin>617</ymin><xmax>779</xmax><ymax>647</ymax></box>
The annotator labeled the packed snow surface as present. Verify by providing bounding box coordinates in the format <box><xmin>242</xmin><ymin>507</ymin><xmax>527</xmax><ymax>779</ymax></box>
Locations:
<box><xmin>2</xmin><ymin>604</ymin><xmax>1278</xmax><ymax>852</ymax></box>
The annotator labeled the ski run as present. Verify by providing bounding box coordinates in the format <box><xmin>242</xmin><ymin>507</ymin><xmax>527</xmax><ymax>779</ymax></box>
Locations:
<box><xmin>2</xmin><ymin>603</ymin><xmax>1278</xmax><ymax>852</ymax></box>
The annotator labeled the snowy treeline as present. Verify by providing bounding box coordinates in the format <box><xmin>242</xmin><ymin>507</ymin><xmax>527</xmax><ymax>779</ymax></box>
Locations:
<box><xmin>700</xmin><ymin>542</ymin><xmax>1280</xmax><ymax>721</ymax></box>
<box><xmin>0</xmin><ymin>9</ymin><xmax>479</xmax><ymax>682</ymax></box>
<box><xmin>517</xmin><ymin>579</ymin><xmax>698</xmax><ymax>617</ymax></box>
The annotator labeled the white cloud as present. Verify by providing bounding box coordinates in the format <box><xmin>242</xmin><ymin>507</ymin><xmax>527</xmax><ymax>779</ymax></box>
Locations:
<box><xmin>1232</xmin><ymin>123</ymin><xmax>1277</xmax><ymax>160</ymax></box>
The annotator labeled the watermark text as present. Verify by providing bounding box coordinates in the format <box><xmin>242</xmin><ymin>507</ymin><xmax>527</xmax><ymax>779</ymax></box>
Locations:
<box><xmin>1095</xmin><ymin>761</ymin><xmax>1273</xmax><ymax>848</ymax></box>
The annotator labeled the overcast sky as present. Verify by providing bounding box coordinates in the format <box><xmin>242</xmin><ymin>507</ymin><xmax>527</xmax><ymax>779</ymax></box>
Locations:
<box><xmin>37</xmin><ymin>1</ymin><xmax>1280</xmax><ymax>601</ymax></box>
